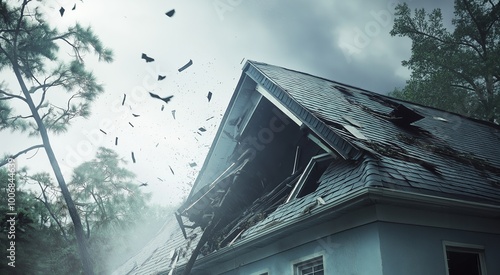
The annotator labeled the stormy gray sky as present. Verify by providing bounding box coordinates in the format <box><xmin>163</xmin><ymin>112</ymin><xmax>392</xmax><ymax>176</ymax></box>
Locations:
<box><xmin>1</xmin><ymin>0</ymin><xmax>455</xmax><ymax>206</ymax></box>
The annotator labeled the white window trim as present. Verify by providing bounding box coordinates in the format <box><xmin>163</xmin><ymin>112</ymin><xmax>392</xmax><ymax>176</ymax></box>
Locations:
<box><xmin>286</xmin><ymin>153</ymin><xmax>333</xmax><ymax>203</ymax></box>
<box><xmin>291</xmin><ymin>252</ymin><xmax>325</xmax><ymax>275</ymax></box>
<box><xmin>249</xmin><ymin>269</ymin><xmax>269</xmax><ymax>275</ymax></box>
<box><xmin>442</xmin><ymin>241</ymin><xmax>487</xmax><ymax>275</ymax></box>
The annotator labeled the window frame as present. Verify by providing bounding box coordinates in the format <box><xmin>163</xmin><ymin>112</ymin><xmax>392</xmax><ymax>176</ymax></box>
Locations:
<box><xmin>442</xmin><ymin>241</ymin><xmax>487</xmax><ymax>275</ymax></box>
<box><xmin>286</xmin><ymin>153</ymin><xmax>333</xmax><ymax>203</ymax></box>
<box><xmin>291</xmin><ymin>253</ymin><xmax>325</xmax><ymax>275</ymax></box>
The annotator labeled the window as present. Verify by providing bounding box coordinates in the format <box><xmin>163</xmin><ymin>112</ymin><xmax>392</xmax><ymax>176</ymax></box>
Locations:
<box><xmin>294</xmin><ymin>256</ymin><xmax>324</xmax><ymax>275</ymax></box>
<box><xmin>286</xmin><ymin>153</ymin><xmax>333</xmax><ymax>202</ymax></box>
<box><xmin>444</xmin><ymin>242</ymin><xmax>486</xmax><ymax>275</ymax></box>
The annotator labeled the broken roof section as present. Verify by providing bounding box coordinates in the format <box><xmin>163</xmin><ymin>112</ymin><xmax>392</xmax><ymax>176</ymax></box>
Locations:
<box><xmin>114</xmin><ymin>60</ymin><xmax>500</xmax><ymax>275</ymax></box>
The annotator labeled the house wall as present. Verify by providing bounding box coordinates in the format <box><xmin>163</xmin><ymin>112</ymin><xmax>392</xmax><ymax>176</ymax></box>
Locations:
<box><xmin>191</xmin><ymin>201</ymin><xmax>500</xmax><ymax>275</ymax></box>
<box><xmin>378</xmin><ymin>222</ymin><xmax>500</xmax><ymax>275</ymax></box>
<box><xmin>216</xmin><ymin>222</ymin><xmax>384</xmax><ymax>275</ymax></box>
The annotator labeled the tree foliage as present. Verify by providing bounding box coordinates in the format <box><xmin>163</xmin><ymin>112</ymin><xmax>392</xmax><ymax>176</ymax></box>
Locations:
<box><xmin>390</xmin><ymin>0</ymin><xmax>500</xmax><ymax>122</ymax></box>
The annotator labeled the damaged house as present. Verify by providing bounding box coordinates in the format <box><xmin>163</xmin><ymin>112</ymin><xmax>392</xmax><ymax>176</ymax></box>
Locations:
<box><xmin>113</xmin><ymin>61</ymin><xmax>500</xmax><ymax>275</ymax></box>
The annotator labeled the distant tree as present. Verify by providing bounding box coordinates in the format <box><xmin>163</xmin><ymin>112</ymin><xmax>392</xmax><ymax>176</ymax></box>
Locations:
<box><xmin>0</xmin><ymin>1</ymin><xmax>113</xmax><ymax>273</ymax></box>
<box><xmin>389</xmin><ymin>0</ymin><xmax>500</xmax><ymax>122</ymax></box>
<box><xmin>69</xmin><ymin>147</ymin><xmax>153</xmax><ymax>274</ymax></box>
<box><xmin>0</xmin><ymin>168</ymin><xmax>82</xmax><ymax>274</ymax></box>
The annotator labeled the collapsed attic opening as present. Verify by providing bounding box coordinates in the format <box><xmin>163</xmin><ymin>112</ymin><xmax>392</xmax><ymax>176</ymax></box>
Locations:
<box><xmin>174</xmin><ymin>90</ymin><xmax>338</xmax><ymax>273</ymax></box>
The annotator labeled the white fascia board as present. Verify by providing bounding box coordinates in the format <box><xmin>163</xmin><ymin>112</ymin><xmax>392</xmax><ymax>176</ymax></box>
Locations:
<box><xmin>256</xmin><ymin>84</ymin><xmax>302</xmax><ymax>126</ymax></box>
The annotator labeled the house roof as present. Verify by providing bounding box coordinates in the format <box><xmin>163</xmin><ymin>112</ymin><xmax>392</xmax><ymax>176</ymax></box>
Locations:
<box><xmin>113</xmin><ymin>60</ymin><xmax>500</xmax><ymax>275</ymax></box>
<box><xmin>246</xmin><ymin>60</ymin><xmax>500</xmax><ymax>204</ymax></box>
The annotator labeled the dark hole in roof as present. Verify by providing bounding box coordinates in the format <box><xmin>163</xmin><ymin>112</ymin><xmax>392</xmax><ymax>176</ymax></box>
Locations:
<box><xmin>388</xmin><ymin>104</ymin><xmax>425</xmax><ymax>125</ymax></box>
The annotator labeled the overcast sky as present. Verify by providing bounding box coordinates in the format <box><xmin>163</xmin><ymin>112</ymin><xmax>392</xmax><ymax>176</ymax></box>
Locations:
<box><xmin>1</xmin><ymin>0</ymin><xmax>455</xmax><ymax>206</ymax></box>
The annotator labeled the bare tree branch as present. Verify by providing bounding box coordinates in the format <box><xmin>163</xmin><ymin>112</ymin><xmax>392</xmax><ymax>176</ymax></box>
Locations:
<box><xmin>0</xmin><ymin>144</ymin><xmax>44</xmax><ymax>167</ymax></box>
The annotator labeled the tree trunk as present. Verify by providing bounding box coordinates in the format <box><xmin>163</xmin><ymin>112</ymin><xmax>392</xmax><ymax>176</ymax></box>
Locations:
<box><xmin>12</xmin><ymin>65</ymin><xmax>95</xmax><ymax>275</ymax></box>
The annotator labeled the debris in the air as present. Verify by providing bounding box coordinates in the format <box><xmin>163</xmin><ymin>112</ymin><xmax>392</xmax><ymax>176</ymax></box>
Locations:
<box><xmin>189</xmin><ymin>162</ymin><xmax>197</xmax><ymax>167</ymax></box>
<box><xmin>161</xmin><ymin>105</ymin><xmax>165</xmax><ymax>111</ymax></box>
<box><xmin>72</xmin><ymin>3</ymin><xmax>76</xmax><ymax>10</ymax></box>
<box><xmin>207</xmin><ymin>91</ymin><xmax>212</xmax><ymax>102</ymax></box>
<box><xmin>178</xmin><ymin>59</ymin><xmax>193</xmax><ymax>72</ymax></box>
<box><xmin>240</xmin><ymin>58</ymin><xmax>245</xmax><ymax>64</ymax></box>
<box><xmin>59</xmin><ymin>7</ymin><xmax>65</xmax><ymax>17</ymax></box>
<box><xmin>132</xmin><ymin>113</ymin><xmax>140</xmax><ymax>117</ymax></box>
<box><xmin>158</xmin><ymin>75</ymin><xmax>166</xmax><ymax>81</ymax></box>
<box><xmin>157</xmin><ymin>177</ymin><xmax>164</xmax><ymax>182</ymax></box>
<box><xmin>100</xmin><ymin>129</ymin><xmax>107</xmax><ymax>134</ymax></box>
<box><xmin>149</xmin><ymin>92</ymin><xmax>173</xmax><ymax>104</ymax></box>
<box><xmin>171</xmin><ymin>110</ymin><xmax>176</xmax><ymax>119</ymax></box>
<box><xmin>115</xmin><ymin>137</ymin><xmax>118</xmax><ymax>145</ymax></box>
<box><xmin>165</xmin><ymin>9</ymin><xmax>175</xmax><ymax>17</ymax></box>
<box><xmin>129</xmin><ymin>122</ymin><xmax>134</xmax><ymax>127</ymax></box>
<box><xmin>122</xmin><ymin>94</ymin><xmax>126</xmax><ymax>106</ymax></box>
<box><xmin>141</xmin><ymin>53</ymin><xmax>155</xmax><ymax>63</ymax></box>
<box><xmin>196</xmin><ymin>132</ymin><xmax>202</xmax><ymax>136</ymax></box>
<box><xmin>206</xmin><ymin>116</ymin><xmax>214</xmax><ymax>121</ymax></box>
<box><xmin>131</xmin><ymin>152</ymin><xmax>136</xmax><ymax>163</ymax></box>
<box><xmin>169</xmin><ymin>165</ymin><xmax>175</xmax><ymax>175</ymax></box>
<box><xmin>139</xmin><ymin>182</ymin><xmax>148</xmax><ymax>187</ymax></box>
<box><xmin>155</xmin><ymin>143</ymin><xmax>159</xmax><ymax>147</ymax></box>
<box><xmin>198</xmin><ymin>127</ymin><xmax>206</xmax><ymax>132</ymax></box>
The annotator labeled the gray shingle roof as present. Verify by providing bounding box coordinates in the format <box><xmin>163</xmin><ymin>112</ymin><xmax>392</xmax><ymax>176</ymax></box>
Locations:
<box><xmin>113</xmin><ymin>60</ymin><xmax>500</xmax><ymax>275</ymax></box>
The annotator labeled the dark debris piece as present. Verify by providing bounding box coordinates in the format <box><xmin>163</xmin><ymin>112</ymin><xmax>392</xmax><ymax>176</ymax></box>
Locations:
<box><xmin>149</xmin><ymin>92</ymin><xmax>173</xmax><ymax>104</ymax></box>
<box><xmin>59</xmin><ymin>7</ymin><xmax>65</xmax><ymax>17</ymax></box>
<box><xmin>189</xmin><ymin>162</ymin><xmax>197</xmax><ymax>167</ymax></box>
<box><xmin>158</xmin><ymin>75</ymin><xmax>166</xmax><ymax>81</ymax></box>
<box><xmin>139</xmin><ymin>182</ymin><xmax>148</xmax><ymax>187</ymax></box>
<box><xmin>178</xmin><ymin>59</ymin><xmax>193</xmax><ymax>72</ymax></box>
<box><xmin>141</xmin><ymin>53</ymin><xmax>154</xmax><ymax>63</ymax></box>
<box><xmin>72</xmin><ymin>4</ymin><xmax>76</xmax><ymax>10</ymax></box>
<box><xmin>131</xmin><ymin>152</ymin><xmax>136</xmax><ymax>163</ymax></box>
<box><xmin>169</xmin><ymin>165</ymin><xmax>175</xmax><ymax>175</ymax></box>
<box><xmin>115</xmin><ymin>137</ymin><xmax>118</xmax><ymax>146</ymax></box>
<box><xmin>161</xmin><ymin>105</ymin><xmax>165</xmax><ymax>111</ymax></box>
<box><xmin>165</xmin><ymin>9</ymin><xmax>175</xmax><ymax>17</ymax></box>
<box><xmin>100</xmin><ymin>129</ymin><xmax>107</xmax><ymax>134</ymax></box>
<box><xmin>198</xmin><ymin>127</ymin><xmax>206</xmax><ymax>132</ymax></box>
<box><xmin>122</xmin><ymin>94</ymin><xmax>126</xmax><ymax>106</ymax></box>
<box><xmin>129</xmin><ymin>122</ymin><xmax>134</xmax><ymax>127</ymax></box>
<box><xmin>132</xmin><ymin>113</ymin><xmax>140</xmax><ymax>117</ymax></box>
<box><xmin>172</xmin><ymin>110</ymin><xmax>176</xmax><ymax>119</ymax></box>
<box><xmin>207</xmin><ymin>91</ymin><xmax>212</xmax><ymax>102</ymax></box>
<box><xmin>206</xmin><ymin>116</ymin><xmax>214</xmax><ymax>121</ymax></box>
<box><xmin>157</xmin><ymin>177</ymin><xmax>164</xmax><ymax>182</ymax></box>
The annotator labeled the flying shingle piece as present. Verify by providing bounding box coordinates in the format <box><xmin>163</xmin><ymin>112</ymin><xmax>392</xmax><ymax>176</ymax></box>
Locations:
<box><xmin>169</xmin><ymin>165</ymin><xmax>175</xmax><ymax>175</ymax></box>
<box><xmin>165</xmin><ymin>9</ymin><xmax>175</xmax><ymax>17</ymax></box>
<box><xmin>129</xmin><ymin>122</ymin><xmax>134</xmax><ymax>127</ymax></box>
<box><xmin>171</xmin><ymin>110</ymin><xmax>176</xmax><ymax>119</ymax></box>
<box><xmin>158</xmin><ymin>75</ymin><xmax>166</xmax><ymax>81</ymax></box>
<box><xmin>189</xmin><ymin>162</ymin><xmax>197</xmax><ymax>167</ymax></box>
<box><xmin>59</xmin><ymin>7</ymin><xmax>65</xmax><ymax>17</ymax></box>
<box><xmin>132</xmin><ymin>113</ymin><xmax>140</xmax><ymax>117</ymax></box>
<box><xmin>206</xmin><ymin>116</ymin><xmax>214</xmax><ymax>121</ymax></box>
<box><xmin>122</xmin><ymin>94</ymin><xmax>126</xmax><ymax>106</ymax></box>
<box><xmin>115</xmin><ymin>137</ymin><xmax>118</xmax><ymax>145</ymax></box>
<box><xmin>139</xmin><ymin>182</ymin><xmax>148</xmax><ymax>187</ymax></box>
<box><xmin>131</xmin><ymin>152</ymin><xmax>136</xmax><ymax>163</ymax></box>
<box><xmin>207</xmin><ymin>91</ymin><xmax>212</xmax><ymax>102</ymax></box>
<box><xmin>149</xmin><ymin>92</ymin><xmax>173</xmax><ymax>104</ymax></box>
<box><xmin>141</xmin><ymin>53</ymin><xmax>154</xmax><ymax>63</ymax></box>
<box><xmin>100</xmin><ymin>129</ymin><xmax>107</xmax><ymax>134</ymax></box>
<box><xmin>178</xmin><ymin>59</ymin><xmax>193</xmax><ymax>72</ymax></box>
<box><xmin>198</xmin><ymin>127</ymin><xmax>206</xmax><ymax>132</ymax></box>
<box><xmin>72</xmin><ymin>4</ymin><xmax>76</xmax><ymax>10</ymax></box>
<box><xmin>161</xmin><ymin>105</ymin><xmax>165</xmax><ymax>111</ymax></box>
